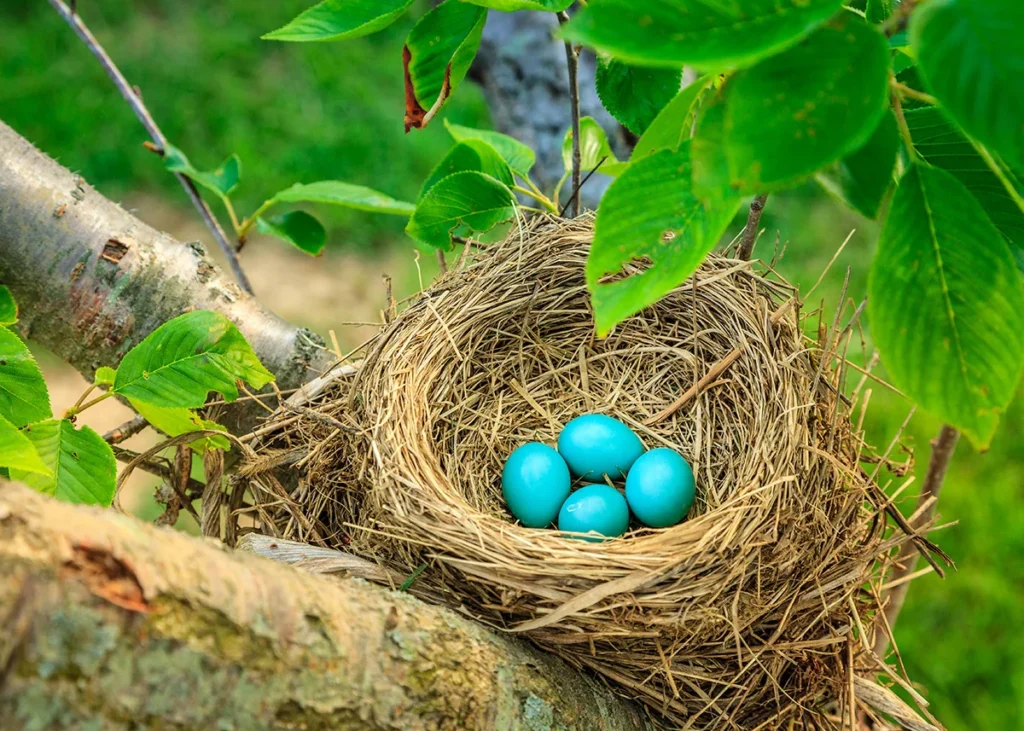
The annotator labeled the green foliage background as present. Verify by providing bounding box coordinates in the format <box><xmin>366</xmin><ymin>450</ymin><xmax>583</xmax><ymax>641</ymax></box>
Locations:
<box><xmin>1</xmin><ymin>0</ymin><xmax>1021</xmax><ymax>726</ymax></box>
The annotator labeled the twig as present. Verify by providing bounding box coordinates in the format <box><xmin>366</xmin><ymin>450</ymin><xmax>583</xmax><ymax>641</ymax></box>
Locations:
<box><xmin>110</xmin><ymin>445</ymin><xmax>203</xmax><ymax>522</ymax></box>
<box><xmin>47</xmin><ymin>0</ymin><xmax>254</xmax><ymax>295</ymax></box>
<box><xmin>558</xmin><ymin>156</ymin><xmax>607</xmax><ymax>217</ymax></box>
<box><xmin>436</xmin><ymin>249</ymin><xmax>448</xmax><ymax>274</ymax></box>
<box><xmin>737</xmin><ymin>195</ymin><xmax>768</xmax><ymax>260</ymax></box>
<box><xmin>874</xmin><ymin>424</ymin><xmax>959</xmax><ymax>657</ymax></box>
<box><xmin>557</xmin><ymin>11</ymin><xmax>581</xmax><ymax>217</ymax></box>
<box><xmin>102</xmin><ymin>415</ymin><xmax>149</xmax><ymax>445</ymax></box>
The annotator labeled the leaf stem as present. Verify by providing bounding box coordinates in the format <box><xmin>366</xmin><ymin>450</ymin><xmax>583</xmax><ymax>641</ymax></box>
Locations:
<box><xmin>970</xmin><ymin>139</ymin><xmax>1024</xmax><ymax>216</ymax></box>
<box><xmin>222</xmin><ymin>196</ymin><xmax>242</xmax><ymax>235</ymax></box>
<box><xmin>891</xmin><ymin>80</ymin><xmax>938</xmax><ymax>106</ymax></box>
<box><xmin>64</xmin><ymin>389</ymin><xmax>112</xmax><ymax>418</ymax></box>
<box><xmin>237</xmin><ymin>199</ymin><xmax>276</xmax><ymax>240</ymax></box>
<box><xmin>512</xmin><ymin>185</ymin><xmax>559</xmax><ymax>213</ymax></box>
<box><xmin>45</xmin><ymin>0</ymin><xmax>253</xmax><ymax>295</ymax></box>
<box><xmin>891</xmin><ymin>90</ymin><xmax>919</xmax><ymax>162</ymax></box>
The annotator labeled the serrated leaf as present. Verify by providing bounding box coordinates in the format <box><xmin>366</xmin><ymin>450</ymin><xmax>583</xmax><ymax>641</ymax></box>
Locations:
<box><xmin>560</xmin><ymin>0</ymin><xmax>844</xmax><ymax>69</ymax></box>
<box><xmin>11</xmin><ymin>419</ymin><xmax>116</xmax><ymax>506</ymax></box>
<box><xmin>93</xmin><ymin>366</ymin><xmax>117</xmax><ymax>387</ymax></box>
<box><xmin>720</xmin><ymin>13</ymin><xmax>890</xmax><ymax>193</ymax></box>
<box><xmin>868</xmin><ymin>164</ymin><xmax>1024</xmax><ymax>449</ymax></box>
<box><xmin>905</xmin><ymin>107</ymin><xmax>1024</xmax><ymax>273</ymax></box>
<box><xmin>164</xmin><ymin>144</ymin><xmax>241</xmax><ymax>198</ymax></box>
<box><xmin>460</xmin><ymin>0</ymin><xmax>572</xmax><ymax>10</ymax></box>
<box><xmin>406</xmin><ymin>171</ymin><xmax>516</xmax><ymax>250</ymax></box>
<box><xmin>631</xmin><ymin>75</ymin><xmax>714</xmax><ymax>163</ymax></box>
<box><xmin>270</xmin><ymin>181</ymin><xmax>415</xmax><ymax>216</ymax></box>
<box><xmin>404</xmin><ymin>1</ymin><xmax>486</xmax><ymax>132</ymax></box>
<box><xmin>0</xmin><ymin>412</ymin><xmax>50</xmax><ymax>475</ymax></box>
<box><xmin>419</xmin><ymin>140</ymin><xmax>514</xmax><ymax>201</ymax></box>
<box><xmin>866</xmin><ymin>0</ymin><xmax>896</xmax><ymax>23</ymax></box>
<box><xmin>816</xmin><ymin>110</ymin><xmax>900</xmax><ymax>219</ymax></box>
<box><xmin>113</xmin><ymin>311</ymin><xmax>274</xmax><ymax>409</ymax></box>
<box><xmin>595</xmin><ymin>57</ymin><xmax>682</xmax><ymax>135</ymax></box>
<box><xmin>130</xmin><ymin>400</ymin><xmax>230</xmax><ymax>454</ymax></box>
<box><xmin>0</xmin><ymin>286</ymin><xmax>16</xmax><ymax>326</ymax></box>
<box><xmin>587</xmin><ymin>143</ymin><xmax>741</xmax><ymax>335</ymax></box>
<box><xmin>562</xmin><ymin>117</ymin><xmax>619</xmax><ymax>174</ymax></box>
<box><xmin>263</xmin><ymin>0</ymin><xmax>415</xmax><ymax>42</ymax></box>
<box><xmin>912</xmin><ymin>0</ymin><xmax>1024</xmax><ymax>168</ymax></box>
<box><xmin>444</xmin><ymin>120</ymin><xmax>535</xmax><ymax>178</ymax></box>
<box><xmin>0</xmin><ymin>326</ymin><xmax>52</xmax><ymax>428</ymax></box>
<box><xmin>257</xmin><ymin>212</ymin><xmax>327</xmax><ymax>255</ymax></box>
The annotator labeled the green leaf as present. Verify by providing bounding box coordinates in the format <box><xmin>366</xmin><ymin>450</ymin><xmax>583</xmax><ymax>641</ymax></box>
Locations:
<box><xmin>93</xmin><ymin>366</ymin><xmax>117</xmax><ymax>387</ymax></box>
<box><xmin>263</xmin><ymin>0</ymin><xmax>415</xmax><ymax>42</ymax></box>
<box><xmin>406</xmin><ymin>171</ymin><xmax>516</xmax><ymax>250</ymax></box>
<box><xmin>460</xmin><ymin>0</ymin><xmax>572</xmax><ymax>10</ymax></box>
<box><xmin>11</xmin><ymin>419</ymin><xmax>116</xmax><ymax>506</ymax></box>
<box><xmin>905</xmin><ymin>107</ymin><xmax>1024</xmax><ymax>272</ymax></box>
<box><xmin>631</xmin><ymin>75</ymin><xmax>714</xmax><ymax>162</ymax></box>
<box><xmin>419</xmin><ymin>140</ymin><xmax>514</xmax><ymax>201</ymax></box>
<box><xmin>0</xmin><ymin>412</ymin><xmax>50</xmax><ymax>476</ymax></box>
<box><xmin>444</xmin><ymin>120</ymin><xmax>535</xmax><ymax>178</ymax></box>
<box><xmin>0</xmin><ymin>326</ymin><xmax>51</xmax><ymax>428</ymax></box>
<box><xmin>560</xmin><ymin>0</ymin><xmax>844</xmax><ymax>69</ymax></box>
<box><xmin>270</xmin><ymin>181</ymin><xmax>415</xmax><ymax>216</ymax></box>
<box><xmin>164</xmin><ymin>144</ymin><xmax>241</xmax><ymax>198</ymax></box>
<box><xmin>816</xmin><ymin>110</ymin><xmax>900</xmax><ymax>219</ymax></box>
<box><xmin>587</xmin><ymin>142</ymin><xmax>741</xmax><ymax>335</ymax></box>
<box><xmin>595</xmin><ymin>57</ymin><xmax>682</xmax><ymax>135</ymax></box>
<box><xmin>868</xmin><ymin>164</ymin><xmax>1024</xmax><ymax>449</ymax></box>
<box><xmin>113</xmin><ymin>311</ymin><xmax>275</xmax><ymax>409</ymax></box>
<box><xmin>720</xmin><ymin>13</ymin><xmax>890</xmax><ymax>193</ymax></box>
<box><xmin>912</xmin><ymin>0</ymin><xmax>1024</xmax><ymax>168</ymax></box>
<box><xmin>257</xmin><ymin>212</ymin><xmax>327</xmax><ymax>255</ymax></box>
<box><xmin>562</xmin><ymin>117</ymin><xmax>619</xmax><ymax>174</ymax></box>
<box><xmin>404</xmin><ymin>1</ymin><xmax>486</xmax><ymax>131</ymax></box>
<box><xmin>866</xmin><ymin>0</ymin><xmax>896</xmax><ymax>23</ymax></box>
<box><xmin>0</xmin><ymin>286</ymin><xmax>16</xmax><ymax>326</ymax></box>
<box><xmin>130</xmin><ymin>400</ymin><xmax>231</xmax><ymax>453</ymax></box>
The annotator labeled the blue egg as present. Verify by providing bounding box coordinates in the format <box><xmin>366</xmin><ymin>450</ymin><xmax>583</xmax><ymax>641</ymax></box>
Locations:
<box><xmin>625</xmin><ymin>448</ymin><xmax>696</xmax><ymax>528</ymax></box>
<box><xmin>557</xmin><ymin>414</ymin><xmax>644</xmax><ymax>481</ymax></box>
<box><xmin>557</xmin><ymin>484</ymin><xmax>630</xmax><ymax>541</ymax></box>
<box><xmin>502</xmin><ymin>442</ymin><xmax>571</xmax><ymax>527</ymax></box>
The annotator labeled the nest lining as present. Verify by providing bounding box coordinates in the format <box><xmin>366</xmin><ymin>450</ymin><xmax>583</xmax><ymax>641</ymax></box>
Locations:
<box><xmin>245</xmin><ymin>216</ymin><xmax>931</xmax><ymax>730</ymax></box>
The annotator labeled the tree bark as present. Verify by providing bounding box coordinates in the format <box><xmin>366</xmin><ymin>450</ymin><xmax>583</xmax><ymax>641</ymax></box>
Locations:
<box><xmin>0</xmin><ymin>482</ymin><xmax>651</xmax><ymax>731</ymax></box>
<box><xmin>0</xmin><ymin>120</ymin><xmax>332</xmax><ymax>401</ymax></box>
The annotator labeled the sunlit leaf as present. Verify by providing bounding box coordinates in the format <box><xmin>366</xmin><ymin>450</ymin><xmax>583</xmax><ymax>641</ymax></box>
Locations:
<box><xmin>0</xmin><ymin>412</ymin><xmax>50</xmax><ymax>476</ymax></box>
<box><xmin>11</xmin><ymin>419</ymin><xmax>116</xmax><ymax>506</ymax></box>
<box><xmin>444</xmin><ymin>120</ymin><xmax>535</xmax><ymax>177</ymax></box>
<box><xmin>869</xmin><ymin>164</ymin><xmax>1024</xmax><ymax>449</ymax></box>
<box><xmin>113</xmin><ymin>311</ymin><xmax>274</xmax><ymax>409</ymax></box>
<box><xmin>93</xmin><ymin>366</ymin><xmax>117</xmax><ymax>387</ymax></box>
<box><xmin>460</xmin><ymin>0</ymin><xmax>572</xmax><ymax>10</ymax></box>
<box><xmin>270</xmin><ymin>181</ymin><xmax>415</xmax><ymax>216</ymax></box>
<box><xmin>257</xmin><ymin>212</ymin><xmax>328</xmax><ymax>255</ymax></box>
<box><xmin>562</xmin><ymin>117</ymin><xmax>619</xmax><ymax>173</ymax></box>
<box><xmin>0</xmin><ymin>326</ymin><xmax>51</xmax><ymax>428</ymax></box>
<box><xmin>130</xmin><ymin>400</ymin><xmax>231</xmax><ymax>453</ymax></box>
<box><xmin>406</xmin><ymin>171</ymin><xmax>516</xmax><ymax>250</ymax></box>
<box><xmin>0</xmin><ymin>286</ymin><xmax>15</xmax><ymax>326</ymax></box>
<box><xmin>419</xmin><ymin>140</ymin><xmax>514</xmax><ymax>201</ymax></box>
<box><xmin>263</xmin><ymin>0</ymin><xmax>415</xmax><ymax>42</ymax></box>
<box><xmin>164</xmin><ymin>144</ymin><xmax>241</xmax><ymax>198</ymax></box>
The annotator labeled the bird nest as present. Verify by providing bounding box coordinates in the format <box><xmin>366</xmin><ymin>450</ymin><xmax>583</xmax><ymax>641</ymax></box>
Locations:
<box><xmin>242</xmin><ymin>216</ymin><xmax>940</xmax><ymax>729</ymax></box>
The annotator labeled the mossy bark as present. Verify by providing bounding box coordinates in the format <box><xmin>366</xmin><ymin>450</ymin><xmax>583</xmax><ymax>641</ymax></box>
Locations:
<box><xmin>0</xmin><ymin>482</ymin><xmax>651</xmax><ymax>731</ymax></box>
<box><xmin>0</xmin><ymin>120</ymin><xmax>332</xmax><ymax>429</ymax></box>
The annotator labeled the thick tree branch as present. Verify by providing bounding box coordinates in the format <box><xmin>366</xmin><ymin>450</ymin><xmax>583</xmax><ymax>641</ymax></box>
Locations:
<box><xmin>0</xmin><ymin>482</ymin><xmax>651</xmax><ymax>730</ymax></box>
<box><xmin>46</xmin><ymin>0</ymin><xmax>252</xmax><ymax>294</ymax></box>
<box><xmin>737</xmin><ymin>194</ymin><xmax>768</xmax><ymax>260</ymax></box>
<box><xmin>0</xmin><ymin>120</ymin><xmax>331</xmax><ymax>430</ymax></box>
<box><xmin>874</xmin><ymin>424</ymin><xmax>960</xmax><ymax>657</ymax></box>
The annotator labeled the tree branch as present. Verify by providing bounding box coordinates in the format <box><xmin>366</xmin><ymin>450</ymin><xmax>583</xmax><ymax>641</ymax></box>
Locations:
<box><xmin>737</xmin><ymin>194</ymin><xmax>768</xmax><ymax>260</ymax></box>
<box><xmin>0</xmin><ymin>482</ymin><xmax>651</xmax><ymax>730</ymax></box>
<box><xmin>874</xmin><ymin>424</ymin><xmax>960</xmax><ymax>657</ymax></box>
<box><xmin>45</xmin><ymin>0</ymin><xmax>253</xmax><ymax>294</ymax></box>
<box><xmin>556</xmin><ymin>12</ymin><xmax>582</xmax><ymax>217</ymax></box>
<box><xmin>0</xmin><ymin>120</ymin><xmax>331</xmax><ymax>432</ymax></box>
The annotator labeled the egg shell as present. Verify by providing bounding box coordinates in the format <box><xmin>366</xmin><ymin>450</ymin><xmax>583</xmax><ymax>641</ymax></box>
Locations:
<box><xmin>557</xmin><ymin>414</ymin><xmax>644</xmax><ymax>481</ymax></box>
<box><xmin>557</xmin><ymin>484</ymin><xmax>630</xmax><ymax>541</ymax></box>
<box><xmin>502</xmin><ymin>442</ymin><xmax>571</xmax><ymax>528</ymax></box>
<box><xmin>625</xmin><ymin>448</ymin><xmax>695</xmax><ymax>528</ymax></box>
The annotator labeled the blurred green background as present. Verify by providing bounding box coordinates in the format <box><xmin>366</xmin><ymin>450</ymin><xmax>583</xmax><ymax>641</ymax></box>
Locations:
<box><xmin>2</xmin><ymin>1</ymin><xmax>1020</xmax><ymax>728</ymax></box>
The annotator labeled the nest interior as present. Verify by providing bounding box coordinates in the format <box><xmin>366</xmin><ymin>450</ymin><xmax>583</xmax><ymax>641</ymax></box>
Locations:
<box><xmin>249</xmin><ymin>217</ymin><xmax>930</xmax><ymax>729</ymax></box>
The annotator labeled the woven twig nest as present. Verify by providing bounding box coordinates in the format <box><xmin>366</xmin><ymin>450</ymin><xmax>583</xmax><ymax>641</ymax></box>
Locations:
<box><xmin>249</xmin><ymin>216</ymin><xmax>936</xmax><ymax>729</ymax></box>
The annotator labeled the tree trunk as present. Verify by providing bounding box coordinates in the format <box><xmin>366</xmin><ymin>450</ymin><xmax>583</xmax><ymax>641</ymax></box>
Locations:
<box><xmin>0</xmin><ymin>481</ymin><xmax>651</xmax><ymax>731</ymax></box>
<box><xmin>0</xmin><ymin>120</ymin><xmax>332</xmax><ymax>401</ymax></box>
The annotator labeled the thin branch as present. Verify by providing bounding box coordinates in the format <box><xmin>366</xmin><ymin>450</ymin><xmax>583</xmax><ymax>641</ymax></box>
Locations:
<box><xmin>737</xmin><ymin>195</ymin><xmax>768</xmax><ymax>260</ymax></box>
<box><xmin>110</xmin><ymin>445</ymin><xmax>203</xmax><ymax>522</ymax></box>
<box><xmin>874</xmin><ymin>424</ymin><xmax>960</xmax><ymax>657</ymax></box>
<box><xmin>47</xmin><ymin>0</ymin><xmax>253</xmax><ymax>295</ymax></box>
<box><xmin>558</xmin><ymin>156</ymin><xmax>607</xmax><ymax>217</ymax></box>
<box><xmin>102</xmin><ymin>415</ymin><xmax>149</xmax><ymax>445</ymax></box>
<box><xmin>557</xmin><ymin>11</ymin><xmax>582</xmax><ymax>217</ymax></box>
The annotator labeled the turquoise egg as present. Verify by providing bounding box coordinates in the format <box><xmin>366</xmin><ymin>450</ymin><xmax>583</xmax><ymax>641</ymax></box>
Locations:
<box><xmin>557</xmin><ymin>484</ymin><xmax>630</xmax><ymax>541</ymax></box>
<box><xmin>625</xmin><ymin>448</ymin><xmax>696</xmax><ymax>528</ymax></box>
<box><xmin>502</xmin><ymin>442</ymin><xmax>571</xmax><ymax>528</ymax></box>
<box><xmin>557</xmin><ymin>414</ymin><xmax>644</xmax><ymax>481</ymax></box>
